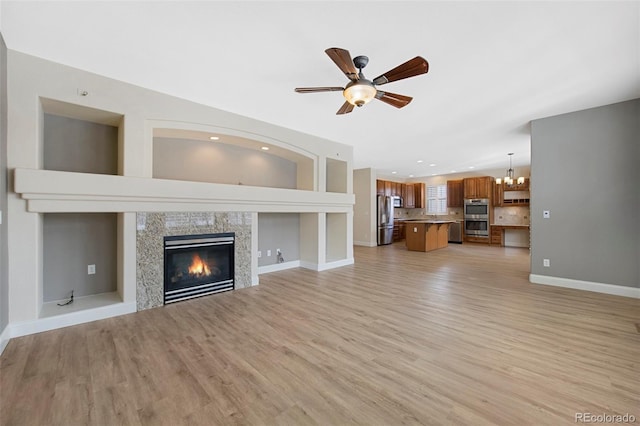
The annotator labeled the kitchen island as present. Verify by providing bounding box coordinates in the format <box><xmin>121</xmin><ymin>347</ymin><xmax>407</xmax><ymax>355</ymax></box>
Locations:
<box><xmin>404</xmin><ymin>220</ymin><xmax>455</xmax><ymax>252</ymax></box>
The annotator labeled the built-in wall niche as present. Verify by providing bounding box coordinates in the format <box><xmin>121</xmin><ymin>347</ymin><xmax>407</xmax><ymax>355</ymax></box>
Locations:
<box><xmin>326</xmin><ymin>158</ymin><xmax>348</xmax><ymax>193</ymax></box>
<box><xmin>152</xmin><ymin>129</ymin><xmax>315</xmax><ymax>190</ymax></box>
<box><xmin>326</xmin><ymin>213</ymin><xmax>348</xmax><ymax>262</ymax></box>
<box><xmin>257</xmin><ymin>213</ymin><xmax>300</xmax><ymax>267</ymax></box>
<box><xmin>41</xmin><ymin>98</ymin><xmax>122</xmax><ymax>175</ymax></box>
<box><xmin>41</xmin><ymin>213</ymin><xmax>118</xmax><ymax>317</ymax></box>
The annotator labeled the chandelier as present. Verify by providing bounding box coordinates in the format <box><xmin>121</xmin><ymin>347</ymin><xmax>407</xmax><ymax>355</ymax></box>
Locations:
<box><xmin>496</xmin><ymin>153</ymin><xmax>525</xmax><ymax>185</ymax></box>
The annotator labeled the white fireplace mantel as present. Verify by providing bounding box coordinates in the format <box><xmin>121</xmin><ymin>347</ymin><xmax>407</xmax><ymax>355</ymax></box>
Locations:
<box><xmin>14</xmin><ymin>168</ymin><xmax>354</xmax><ymax>214</ymax></box>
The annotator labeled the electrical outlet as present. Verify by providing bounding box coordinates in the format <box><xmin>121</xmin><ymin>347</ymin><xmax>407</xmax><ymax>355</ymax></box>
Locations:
<box><xmin>413</xmin><ymin>227</ymin><xmax>417</xmax><ymax>232</ymax></box>
<box><xmin>267</xmin><ymin>249</ymin><xmax>271</xmax><ymax>256</ymax></box>
<box><xmin>257</xmin><ymin>251</ymin><xmax>262</xmax><ymax>258</ymax></box>
<box><xmin>543</xmin><ymin>259</ymin><xmax>550</xmax><ymax>267</ymax></box>
<box><xmin>88</xmin><ymin>264</ymin><xmax>96</xmax><ymax>275</ymax></box>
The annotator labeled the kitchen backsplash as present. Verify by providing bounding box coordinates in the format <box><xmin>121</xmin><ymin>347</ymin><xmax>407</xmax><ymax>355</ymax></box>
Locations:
<box><xmin>493</xmin><ymin>206</ymin><xmax>530</xmax><ymax>225</ymax></box>
<box><xmin>395</xmin><ymin>207</ymin><xmax>464</xmax><ymax>220</ymax></box>
<box><xmin>395</xmin><ymin>206</ymin><xmax>530</xmax><ymax>225</ymax></box>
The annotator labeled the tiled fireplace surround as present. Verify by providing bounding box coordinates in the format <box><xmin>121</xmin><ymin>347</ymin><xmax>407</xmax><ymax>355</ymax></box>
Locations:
<box><xmin>136</xmin><ymin>211</ymin><xmax>252</xmax><ymax>311</ymax></box>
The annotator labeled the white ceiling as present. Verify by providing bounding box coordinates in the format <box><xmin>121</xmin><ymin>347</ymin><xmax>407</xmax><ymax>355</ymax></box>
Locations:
<box><xmin>2</xmin><ymin>1</ymin><xmax>639</xmax><ymax>179</ymax></box>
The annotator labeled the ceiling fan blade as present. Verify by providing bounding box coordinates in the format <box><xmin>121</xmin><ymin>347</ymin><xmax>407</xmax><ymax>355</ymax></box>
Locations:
<box><xmin>325</xmin><ymin>48</ymin><xmax>359</xmax><ymax>81</ymax></box>
<box><xmin>372</xmin><ymin>56</ymin><xmax>429</xmax><ymax>86</ymax></box>
<box><xmin>375</xmin><ymin>91</ymin><xmax>413</xmax><ymax>108</ymax></box>
<box><xmin>295</xmin><ymin>87</ymin><xmax>344</xmax><ymax>93</ymax></box>
<box><xmin>336</xmin><ymin>101</ymin><xmax>355</xmax><ymax>115</ymax></box>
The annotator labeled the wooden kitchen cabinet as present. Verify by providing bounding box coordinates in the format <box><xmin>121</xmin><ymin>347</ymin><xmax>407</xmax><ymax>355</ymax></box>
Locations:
<box><xmin>376</xmin><ymin>179</ymin><xmax>385</xmax><ymax>195</ymax></box>
<box><xmin>404</xmin><ymin>183</ymin><xmax>415</xmax><ymax>208</ymax></box>
<box><xmin>384</xmin><ymin>180</ymin><xmax>392</xmax><ymax>196</ymax></box>
<box><xmin>463</xmin><ymin>176</ymin><xmax>492</xmax><ymax>199</ymax></box>
<box><xmin>414</xmin><ymin>183</ymin><xmax>425</xmax><ymax>209</ymax></box>
<box><xmin>447</xmin><ymin>179</ymin><xmax>464</xmax><ymax>207</ymax></box>
<box><xmin>492</xmin><ymin>180</ymin><xmax>503</xmax><ymax>207</ymax></box>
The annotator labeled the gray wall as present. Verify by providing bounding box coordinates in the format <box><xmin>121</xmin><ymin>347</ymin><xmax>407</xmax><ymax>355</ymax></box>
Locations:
<box><xmin>257</xmin><ymin>213</ymin><xmax>300</xmax><ymax>266</ymax></box>
<box><xmin>43</xmin><ymin>114</ymin><xmax>118</xmax><ymax>174</ymax></box>
<box><xmin>153</xmin><ymin>137</ymin><xmax>297</xmax><ymax>189</ymax></box>
<box><xmin>0</xmin><ymin>33</ymin><xmax>9</xmax><ymax>336</ymax></box>
<box><xmin>43</xmin><ymin>213</ymin><xmax>117</xmax><ymax>302</ymax></box>
<box><xmin>530</xmin><ymin>99</ymin><xmax>639</xmax><ymax>288</ymax></box>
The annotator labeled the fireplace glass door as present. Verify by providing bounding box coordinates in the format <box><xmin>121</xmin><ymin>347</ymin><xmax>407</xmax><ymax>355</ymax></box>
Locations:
<box><xmin>164</xmin><ymin>233</ymin><xmax>234</xmax><ymax>304</ymax></box>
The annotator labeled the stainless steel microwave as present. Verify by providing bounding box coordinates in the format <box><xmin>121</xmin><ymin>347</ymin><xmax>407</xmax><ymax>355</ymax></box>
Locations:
<box><xmin>392</xmin><ymin>196</ymin><xmax>403</xmax><ymax>207</ymax></box>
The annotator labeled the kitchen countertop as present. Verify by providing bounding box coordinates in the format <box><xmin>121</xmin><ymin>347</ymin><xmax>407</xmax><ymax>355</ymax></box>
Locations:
<box><xmin>397</xmin><ymin>219</ymin><xmax>456</xmax><ymax>224</ymax></box>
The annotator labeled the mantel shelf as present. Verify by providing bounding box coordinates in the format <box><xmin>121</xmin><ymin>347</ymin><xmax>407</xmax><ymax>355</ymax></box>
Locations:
<box><xmin>14</xmin><ymin>169</ymin><xmax>354</xmax><ymax>213</ymax></box>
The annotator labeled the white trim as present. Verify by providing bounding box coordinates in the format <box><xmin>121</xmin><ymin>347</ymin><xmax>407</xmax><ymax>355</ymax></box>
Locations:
<box><xmin>353</xmin><ymin>240</ymin><xmax>377</xmax><ymax>247</ymax></box>
<box><xmin>300</xmin><ymin>258</ymin><xmax>355</xmax><ymax>272</ymax></box>
<box><xmin>251</xmin><ymin>275</ymin><xmax>260</xmax><ymax>286</ymax></box>
<box><xmin>9</xmin><ymin>301</ymin><xmax>137</xmax><ymax>339</ymax></box>
<box><xmin>530</xmin><ymin>274</ymin><xmax>640</xmax><ymax>299</ymax></box>
<box><xmin>258</xmin><ymin>260</ymin><xmax>301</xmax><ymax>274</ymax></box>
<box><xmin>0</xmin><ymin>325</ymin><xmax>10</xmax><ymax>356</ymax></box>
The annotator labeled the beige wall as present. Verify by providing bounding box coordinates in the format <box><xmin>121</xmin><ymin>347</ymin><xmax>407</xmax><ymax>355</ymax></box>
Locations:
<box><xmin>3</xmin><ymin>49</ymin><xmax>355</xmax><ymax>343</ymax></box>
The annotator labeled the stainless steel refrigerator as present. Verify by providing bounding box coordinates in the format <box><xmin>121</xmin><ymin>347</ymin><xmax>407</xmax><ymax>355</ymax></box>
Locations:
<box><xmin>377</xmin><ymin>195</ymin><xmax>395</xmax><ymax>245</ymax></box>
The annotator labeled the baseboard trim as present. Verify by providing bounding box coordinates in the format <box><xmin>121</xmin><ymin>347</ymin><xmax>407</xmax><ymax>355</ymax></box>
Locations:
<box><xmin>529</xmin><ymin>274</ymin><xmax>640</xmax><ymax>299</ymax></box>
<box><xmin>300</xmin><ymin>258</ymin><xmax>355</xmax><ymax>272</ymax></box>
<box><xmin>0</xmin><ymin>325</ymin><xmax>10</xmax><ymax>356</ymax></box>
<box><xmin>8</xmin><ymin>301</ymin><xmax>137</xmax><ymax>340</ymax></box>
<box><xmin>258</xmin><ymin>260</ymin><xmax>301</xmax><ymax>274</ymax></box>
<box><xmin>354</xmin><ymin>240</ymin><xmax>377</xmax><ymax>247</ymax></box>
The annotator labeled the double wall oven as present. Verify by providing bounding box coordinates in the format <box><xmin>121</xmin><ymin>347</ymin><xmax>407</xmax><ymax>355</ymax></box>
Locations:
<box><xmin>464</xmin><ymin>199</ymin><xmax>489</xmax><ymax>237</ymax></box>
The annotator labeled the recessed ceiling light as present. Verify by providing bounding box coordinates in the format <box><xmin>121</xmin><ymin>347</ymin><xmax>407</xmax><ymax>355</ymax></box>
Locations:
<box><xmin>451</xmin><ymin>170</ymin><xmax>456</xmax><ymax>173</ymax></box>
<box><xmin>409</xmin><ymin>174</ymin><xmax>414</xmax><ymax>178</ymax></box>
<box><xmin>417</xmin><ymin>160</ymin><xmax>424</xmax><ymax>163</ymax></box>
<box><xmin>429</xmin><ymin>163</ymin><xmax>436</xmax><ymax>167</ymax></box>
<box><xmin>391</xmin><ymin>171</ymin><xmax>397</xmax><ymax>174</ymax></box>
<box><xmin>261</xmin><ymin>146</ymin><xmax>269</xmax><ymax>151</ymax></box>
<box><xmin>469</xmin><ymin>166</ymin><xmax>475</xmax><ymax>169</ymax></box>
<box><xmin>209</xmin><ymin>136</ymin><xmax>219</xmax><ymax>140</ymax></box>
<box><xmin>431</xmin><ymin>173</ymin><xmax>437</xmax><ymax>176</ymax></box>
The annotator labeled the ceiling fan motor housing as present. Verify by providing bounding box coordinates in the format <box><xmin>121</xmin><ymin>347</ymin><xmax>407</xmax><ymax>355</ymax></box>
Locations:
<box><xmin>353</xmin><ymin>55</ymin><xmax>369</xmax><ymax>70</ymax></box>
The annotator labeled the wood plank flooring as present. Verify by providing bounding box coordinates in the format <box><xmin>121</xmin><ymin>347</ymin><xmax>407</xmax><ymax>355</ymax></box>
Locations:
<box><xmin>1</xmin><ymin>243</ymin><xmax>639</xmax><ymax>425</ymax></box>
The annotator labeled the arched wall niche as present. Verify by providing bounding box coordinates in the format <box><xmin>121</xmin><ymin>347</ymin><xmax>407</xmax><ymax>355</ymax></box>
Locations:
<box><xmin>152</xmin><ymin>126</ymin><xmax>316</xmax><ymax>191</ymax></box>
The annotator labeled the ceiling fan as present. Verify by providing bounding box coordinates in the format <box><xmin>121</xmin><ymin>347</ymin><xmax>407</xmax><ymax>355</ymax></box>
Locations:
<box><xmin>295</xmin><ymin>47</ymin><xmax>429</xmax><ymax>115</ymax></box>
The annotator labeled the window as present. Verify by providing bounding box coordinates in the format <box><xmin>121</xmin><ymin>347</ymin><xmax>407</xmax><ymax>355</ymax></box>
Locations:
<box><xmin>427</xmin><ymin>184</ymin><xmax>447</xmax><ymax>214</ymax></box>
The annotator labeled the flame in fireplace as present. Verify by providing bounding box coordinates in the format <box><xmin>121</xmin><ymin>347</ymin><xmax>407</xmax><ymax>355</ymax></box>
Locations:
<box><xmin>188</xmin><ymin>254</ymin><xmax>212</xmax><ymax>276</ymax></box>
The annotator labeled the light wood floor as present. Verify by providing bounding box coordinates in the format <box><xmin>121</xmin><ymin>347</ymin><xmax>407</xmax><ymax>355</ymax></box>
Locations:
<box><xmin>1</xmin><ymin>243</ymin><xmax>639</xmax><ymax>425</ymax></box>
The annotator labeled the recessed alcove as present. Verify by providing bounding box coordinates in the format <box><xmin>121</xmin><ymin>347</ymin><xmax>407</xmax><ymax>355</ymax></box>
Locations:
<box><xmin>326</xmin><ymin>158</ymin><xmax>348</xmax><ymax>193</ymax></box>
<box><xmin>41</xmin><ymin>98</ymin><xmax>123</xmax><ymax>175</ymax></box>
<box><xmin>41</xmin><ymin>212</ymin><xmax>119</xmax><ymax>318</ymax></box>
<box><xmin>326</xmin><ymin>213</ymin><xmax>348</xmax><ymax>262</ymax></box>
<box><xmin>257</xmin><ymin>213</ymin><xmax>300</xmax><ymax>267</ymax></box>
<box><xmin>152</xmin><ymin>128</ymin><xmax>315</xmax><ymax>190</ymax></box>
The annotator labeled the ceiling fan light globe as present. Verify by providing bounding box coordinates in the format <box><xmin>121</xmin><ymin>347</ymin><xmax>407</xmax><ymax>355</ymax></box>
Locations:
<box><xmin>343</xmin><ymin>82</ymin><xmax>376</xmax><ymax>107</ymax></box>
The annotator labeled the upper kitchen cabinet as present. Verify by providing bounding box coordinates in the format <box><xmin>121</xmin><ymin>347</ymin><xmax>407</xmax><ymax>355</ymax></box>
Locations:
<box><xmin>463</xmin><ymin>176</ymin><xmax>492</xmax><ymax>199</ymax></box>
<box><xmin>493</xmin><ymin>178</ymin><xmax>530</xmax><ymax>206</ymax></box>
<box><xmin>376</xmin><ymin>179</ymin><xmax>385</xmax><ymax>195</ymax></box>
<box><xmin>414</xmin><ymin>182</ymin><xmax>425</xmax><ymax>209</ymax></box>
<box><xmin>447</xmin><ymin>179</ymin><xmax>464</xmax><ymax>207</ymax></box>
<box><xmin>492</xmin><ymin>180</ymin><xmax>503</xmax><ymax>207</ymax></box>
<box><xmin>404</xmin><ymin>183</ymin><xmax>415</xmax><ymax>208</ymax></box>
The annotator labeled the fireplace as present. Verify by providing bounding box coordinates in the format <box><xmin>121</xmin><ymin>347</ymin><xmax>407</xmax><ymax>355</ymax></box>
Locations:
<box><xmin>163</xmin><ymin>232</ymin><xmax>235</xmax><ymax>304</ymax></box>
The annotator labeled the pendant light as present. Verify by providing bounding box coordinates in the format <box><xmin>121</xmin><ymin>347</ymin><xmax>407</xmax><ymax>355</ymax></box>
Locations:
<box><xmin>496</xmin><ymin>153</ymin><xmax>525</xmax><ymax>185</ymax></box>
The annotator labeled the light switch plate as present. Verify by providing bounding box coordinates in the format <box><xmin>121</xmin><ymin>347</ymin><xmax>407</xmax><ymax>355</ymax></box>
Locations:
<box><xmin>543</xmin><ymin>210</ymin><xmax>550</xmax><ymax>219</ymax></box>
